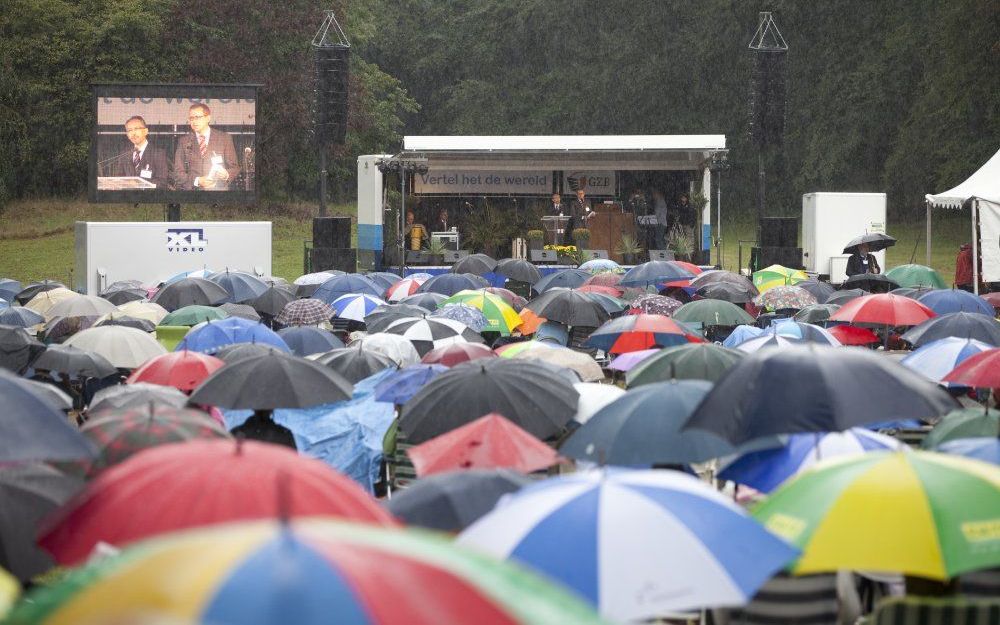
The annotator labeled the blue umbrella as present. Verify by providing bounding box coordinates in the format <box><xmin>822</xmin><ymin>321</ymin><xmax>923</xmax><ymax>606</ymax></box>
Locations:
<box><xmin>901</xmin><ymin>311</ymin><xmax>1000</xmax><ymax>347</ymax></box>
<box><xmin>917</xmin><ymin>289</ymin><xmax>994</xmax><ymax>316</ymax></box>
<box><xmin>373</xmin><ymin>363</ymin><xmax>449</xmax><ymax>404</ymax></box>
<box><xmin>560</xmin><ymin>380</ymin><xmax>735</xmax><ymax>464</ymax></box>
<box><xmin>0</xmin><ymin>278</ymin><xmax>22</xmax><ymax>303</ymax></box>
<box><xmin>277</xmin><ymin>326</ymin><xmax>344</xmax><ymax>357</ymax></box>
<box><xmin>179</xmin><ymin>317</ymin><xmax>290</xmax><ymax>354</ymax></box>
<box><xmin>209</xmin><ymin>271</ymin><xmax>269</xmax><ymax>304</ymax></box>
<box><xmin>0</xmin><ymin>306</ymin><xmax>46</xmax><ymax>328</ymax></box>
<box><xmin>0</xmin><ymin>369</ymin><xmax>97</xmax><ymax>462</ymax></box>
<box><xmin>431</xmin><ymin>304</ymin><xmax>488</xmax><ymax>332</ymax></box>
<box><xmin>330</xmin><ymin>293</ymin><xmax>386</xmax><ymax>322</ymax></box>
<box><xmin>363</xmin><ymin>272</ymin><xmax>399</xmax><ymax>290</ymax></box>
<box><xmin>0</xmin><ymin>298</ymin><xmax>7</xmax><ymax>310</ymax></box>
<box><xmin>312</xmin><ymin>274</ymin><xmax>383</xmax><ymax>303</ymax></box>
<box><xmin>415</xmin><ymin>273</ymin><xmax>486</xmax><ymax>297</ymax></box>
<box><xmin>937</xmin><ymin>437</ymin><xmax>1000</xmax><ymax>465</ymax></box>
<box><xmin>722</xmin><ymin>324</ymin><xmax>763</xmax><ymax>348</ymax></box>
<box><xmin>900</xmin><ymin>337</ymin><xmax>995</xmax><ymax>385</ymax></box>
<box><xmin>531</xmin><ymin>269</ymin><xmax>591</xmax><ymax>294</ymax></box>
<box><xmin>619</xmin><ymin>261</ymin><xmax>695</xmax><ymax>287</ymax></box>
<box><xmin>579</xmin><ymin>259</ymin><xmax>620</xmax><ymax>273</ymax></box>
<box><xmin>764</xmin><ymin>320</ymin><xmax>840</xmax><ymax>345</ymax></box>
<box><xmin>163</xmin><ymin>268</ymin><xmax>213</xmax><ymax>285</ymax></box>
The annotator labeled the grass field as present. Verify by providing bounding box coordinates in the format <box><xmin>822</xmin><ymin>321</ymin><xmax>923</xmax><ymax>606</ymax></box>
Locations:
<box><xmin>0</xmin><ymin>197</ymin><xmax>971</xmax><ymax>286</ymax></box>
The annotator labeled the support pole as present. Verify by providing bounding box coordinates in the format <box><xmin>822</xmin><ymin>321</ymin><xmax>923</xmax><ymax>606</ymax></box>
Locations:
<box><xmin>925</xmin><ymin>201</ymin><xmax>932</xmax><ymax>267</ymax></box>
<box><xmin>319</xmin><ymin>150</ymin><xmax>328</xmax><ymax>217</ymax></box>
<box><xmin>972</xmin><ymin>199</ymin><xmax>980</xmax><ymax>295</ymax></box>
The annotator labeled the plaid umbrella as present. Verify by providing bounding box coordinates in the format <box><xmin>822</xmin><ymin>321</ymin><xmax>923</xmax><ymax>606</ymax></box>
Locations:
<box><xmin>629</xmin><ymin>294</ymin><xmax>683</xmax><ymax>316</ymax></box>
<box><xmin>384</xmin><ymin>317</ymin><xmax>485</xmax><ymax>356</ymax></box>
<box><xmin>753</xmin><ymin>285</ymin><xmax>818</xmax><ymax>312</ymax></box>
<box><xmin>275</xmin><ymin>298</ymin><xmax>334</xmax><ymax>326</ymax></box>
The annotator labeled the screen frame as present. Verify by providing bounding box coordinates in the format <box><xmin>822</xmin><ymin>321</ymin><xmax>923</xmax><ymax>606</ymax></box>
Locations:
<box><xmin>89</xmin><ymin>83</ymin><xmax>262</xmax><ymax>205</ymax></box>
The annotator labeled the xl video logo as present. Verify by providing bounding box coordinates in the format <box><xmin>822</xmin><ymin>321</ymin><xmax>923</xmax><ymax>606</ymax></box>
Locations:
<box><xmin>166</xmin><ymin>228</ymin><xmax>208</xmax><ymax>253</ymax></box>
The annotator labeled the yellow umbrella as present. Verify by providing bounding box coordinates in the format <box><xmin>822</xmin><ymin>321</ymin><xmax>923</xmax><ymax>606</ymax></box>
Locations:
<box><xmin>97</xmin><ymin>301</ymin><xmax>170</xmax><ymax>325</ymax></box>
<box><xmin>752</xmin><ymin>264</ymin><xmax>808</xmax><ymax>294</ymax></box>
<box><xmin>24</xmin><ymin>288</ymin><xmax>80</xmax><ymax>316</ymax></box>
<box><xmin>0</xmin><ymin>567</ymin><xmax>19</xmax><ymax>619</ymax></box>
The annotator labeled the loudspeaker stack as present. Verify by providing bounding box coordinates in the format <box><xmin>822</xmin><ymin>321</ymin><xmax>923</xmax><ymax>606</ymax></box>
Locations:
<box><xmin>311</xmin><ymin>216</ymin><xmax>356</xmax><ymax>272</ymax></box>
<box><xmin>753</xmin><ymin>217</ymin><xmax>801</xmax><ymax>270</ymax></box>
<box><xmin>314</xmin><ymin>44</ymin><xmax>350</xmax><ymax>146</ymax></box>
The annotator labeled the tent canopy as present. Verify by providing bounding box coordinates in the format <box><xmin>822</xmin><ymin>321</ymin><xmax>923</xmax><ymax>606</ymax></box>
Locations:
<box><xmin>926</xmin><ymin>148</ymin><xmax>1000</xmax><ymax>208</ymax></box>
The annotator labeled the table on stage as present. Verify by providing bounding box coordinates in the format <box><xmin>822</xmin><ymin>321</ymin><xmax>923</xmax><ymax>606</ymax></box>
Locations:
<box><xmin>587</xmin><ymin>202</ymin><xmax>637</xmax><ymax>263</ymax></box>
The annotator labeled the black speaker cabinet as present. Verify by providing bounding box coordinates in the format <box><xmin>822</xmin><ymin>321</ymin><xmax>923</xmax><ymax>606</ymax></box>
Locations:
<box><xmin>313</xmin><ymin>217</ymin><xmax>351</xmax><ymax>249</ymax></box>
<box><xmin>752</xmin><ymin>247</ymin><xmax>802</xmax><ymax>270</ymax></box>
<box><xmin>311</xmin><ymin>247</ymin><xmax>356</xmax><ymax>273</ymax></box>
<box><xmin>759</xmin><ymin>217</ymin><xmax>798</xmax><ymax>248</ymax></box>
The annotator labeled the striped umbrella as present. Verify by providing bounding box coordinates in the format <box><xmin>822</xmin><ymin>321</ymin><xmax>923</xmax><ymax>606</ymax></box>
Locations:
<box><xmin>385</xmin><ymin>277</ymin><xmax>426</xmax><ymax>302</ymax></box>
<box><xmin>441</xmin><ymin>290</ymin><xmax>522</xmax><ymax>335</ymax></box>
<box><xmin>383</xmin><ymin>317</ymin><xmax>484</xmax><ymax>356</ymax></box>
<box><xmin>900</xmin><ymin>337</ymin><xmax>995</xmax><ymax>385</ymax></box>
<box><xmin>585</xmin><ymin>314</ymin><xmax>705</xmax><ymax>354</ymax></box>
<box><xmin>752</xmin><ymin>265</ymin><xmax>808</xmax><ymax>294</ymax></box>
<box><xmin>331</xmin><ymin>293</ymin><xmax>387</xmax><ymax>322</ymax></box>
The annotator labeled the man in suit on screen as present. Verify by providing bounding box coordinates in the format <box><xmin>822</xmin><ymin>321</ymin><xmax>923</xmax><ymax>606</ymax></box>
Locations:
<box><xmin>173</xmin><ymin>103</ymin><xmax>240</xmax><ymax>190</ymax></box>
<box><xmin>116</xmin><ymin>115</ymin><xmax>170</xmax><ymax>188</ymax></box>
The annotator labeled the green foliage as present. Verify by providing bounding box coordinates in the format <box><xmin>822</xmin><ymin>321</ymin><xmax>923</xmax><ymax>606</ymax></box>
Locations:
<box><xmin>615</xmin><ymin>233</ymin><xmax>643</xmax><ymax>255</ymax></box>
<box><xmin>463</xmin><ymin>200</ymin><xmax>519</xmax><ymax>257</ymax></box>
<box><xmin>526</xmin><ymin>229</ymin><xmax>544</xmax><ymax>241</ymax></box>
<box><xmin>572</xmin><ymin>228</ymin><xmax>591</xmax><ymax>244</ymax></box>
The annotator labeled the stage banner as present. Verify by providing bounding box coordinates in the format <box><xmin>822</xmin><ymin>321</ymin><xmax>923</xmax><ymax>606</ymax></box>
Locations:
<box><xmin>414</xmin><ymin>170</ymin><xmax>551</xmax><ymax>195</ymax></box>
<box><xmin>563</xmin><ymin>170</ymin><xmax>616</xmax><ymax>196</ymax></box>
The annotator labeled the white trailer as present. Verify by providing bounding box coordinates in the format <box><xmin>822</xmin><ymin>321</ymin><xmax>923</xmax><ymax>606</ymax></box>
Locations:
<box><xmin>802</xmin><ymin>192</ymin><xmax>887</xmax><ymax>283</ymax></box>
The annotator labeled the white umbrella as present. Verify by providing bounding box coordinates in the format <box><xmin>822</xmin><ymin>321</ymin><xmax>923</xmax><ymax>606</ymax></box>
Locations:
<box><xmin>98</xmin><ymin>301</ymin><xmax>169</xmax><ymax>325</ymax></box>
<box><xmin>44</xmin><ymin>294</ymin><xmax>116</xmax><ymax>321</ymax></box>
<box><xmin>294</xmin><ymin>271</ymin><xmax>343</xmax><ymax>286</ymax></box>
<box><xmin>64</xmin><ymin>326</ymin><xmax>167</xmax><ymax>369</ymax></box>
<box><xmin>383</xmin><ymin>317</ymin><xmax>482</xmax><ymax>357</ymax></box>
<box><xmin>572</xmin><ymin>382</ymin><xmax>625</xmax><ymax>425</ymax></box>
<box><xmin>349</xmin><ymin>333</ymin><xmax>420</xmax><ymax>367</ymax></box>
<box><xmin>513</xmin><ymin>347</ymin><xmax>604</xmax><ymax>382</ymax></box>
<box><xmin>24</xmin><ymin>288</ymin><xmax>80</xmax><ymax>316</ymax></box>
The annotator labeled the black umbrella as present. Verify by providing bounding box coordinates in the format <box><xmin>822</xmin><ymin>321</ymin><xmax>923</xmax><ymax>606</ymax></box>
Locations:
<box><xmin>219</xmin><ymin>302</ymin><xmax>262</xmax><ymax>322</ymax></box>
<box><xmin>277</xmin><ymin>326</ymin><xmax>344</xmax><ymax>357</ymax></box>
<box><xmin>190</xmin><ymin>351</ymin><xmax>353</xmax><ymax>409</ymax></box>
<box><xmin>398</xmin><ymin>292</ymin><xmax>448</xmax><ymax>311</ymax></box>
<box><xmin>524</xmin><ymin>289</ymin><xmax>611</xmax><ymax>327</ymax></box>
<box><xmin>249</xmin><ymin>286</ymin><xmax>296</xmax><ymax>317</ymax></box>
<box><xmin>683</xmin><ymin>344</ymin><xmax>959</xmax><ymax>445</ymax></box>
<box><xmin>0</xmin><ymin>369</ymin><xmax>97</xmax><ymax>462</ymax></box>
<box><xmin>793</xmin><ymin>303</ymin><xmax>841</xmax><ymax>325</ymax></box>
<box><xmin>890</xmin><ymin>286</ymin><xmax>937</xmax><ymax>300</ymax></box>
<box><xmin>900</xmin><ymin>311</ymin><xmax>1000</xmax><ymax>348</ymax></box>
<box><xmin>496</xmin><ymin>258</ymin><xmax>542</xmax><ymax>285</ymax></box>
<box><xmin>103</xmin><ymin>288</ymin><xmax>147</xmax><ymax>306</ymax></box>
<box><xmin>364</xmin><ymin>304</ymin><xmax>427</xmax><ymax>333</ymax></box>
<box><xmin>22</xmin><ymin>378</ymin><xmax>74</xmax><ymax>411</ymax></box>
<box><xmin>794</xmin><ymin>279</ymin><xmax>837</xmax><ymax>304</ymax></box>
<box><xmin>295</xmin><ymin>283</ymin><xmax>321</xmax><ymax>298</ymax></box>
<box><xmin>31</xmin><ymin>344</ymin><xmax>117</xmax><ymax>378</ymax></box>
<box><xmin>151</xmin><ymin>277</ymin><xmax>228</xmax><ymax>312</ymax></box>
<box><xmin>690</xmin><ymin>271</ymin><xmax>759</xmax><ymax>297</ymax></box>
<box><xmin>451</xmin><ymin>253</ymin><xmax>498</xmax><ymax>276</ymax></box>
<box><xmin>0</xmin><ymin>306</ymin><xmax>45</xmax><ymax>328</ymax></box>
<box><xmin>842</xmin><ymin>273</ymin><xmax>899</xmax><ymax>293</ymax></box>
<box><xmin>94</xmin><ymin>315</ymin><xmax>157</xmax><ymax>332</ymax></box>
<box><xmin>214</xmin><ymin>342</ymin><xmax>288</xmax><ymax>363</ymax></box>
<box><xmin>0</xmin><ymin>278</ymin><xmax>22</xmax><ymax>303</ymax></box>
<box><xmin>313</xmin><ymin>347</ymin><xmax>397</xmax><ymax>384</ymax></box>
<box><xmin>400</xmin><ymin>359</ymin><xmax>579</xmax><ymax>443</ymax></box>
<box><xmin>385</xmin><ymin>469</ymin><xmax>532</xmax><ymax>532</ymax></box>
<box><xmin>619</xmin><ymin>261</ymin><xmax>695</xmax><ymax>287</ymax></box>
<box><xmin>89</xmin><ymin>382</ymin><xmax>189</xmax><ymax>412</ymax></box>
<box><xmin>365</xmin><ymin>272</ymin><xmax>402</xmax><ymax>290</ymax></box>
<box><xmin>694</xmin><ymin>282</ymin><xmax>754</xmax><ymax>304</ymax></box>
<box><xmin>14</xmin><ymin>280</ymin><xmax>65</xmax><ymax>305</ymax></box>
<box><xmin>0</xmin><ymin>324</ymin><xmax>46</xmax><ymax>374</ymax></box>
<box><xmin>825</xmin><ymin>288</ymin><xmax>869</xmax><ymax>306</ymax></box>
<box><xmin>416</xmin><ymin>273</ymin><xmax>485</xmax><ymax>296</ymax></box>
<box><xmin>0</xmin><ymin>463</ymin><xmax>84</xmax><ymax>581</ymax></box>
<box><xmin>843</xmin><ymin>232</ymin><xmax>897</xmax><ymax>254</ymax></box>
<box><xmin>531</xmin><ymin>268</ymin><xmax>591</xmax><ymax>294</ymax></box>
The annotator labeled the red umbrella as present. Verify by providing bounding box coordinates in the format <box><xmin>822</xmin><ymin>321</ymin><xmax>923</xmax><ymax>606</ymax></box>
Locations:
<box><xmin>575</xmin><ymin>284</ymin><xmax>624</xmax><ymax>297</ymax></box>
<box><xmin>981</xmin><ymin>292</ymin><xmax>1000</xmax><ymax>312</ymax></box>
<box><xmin>586</xmin><ymin>314</ymin><xmax>706</xmax><ymax>354</ymax></box>
<box><xmin>827</xmin><ymin>324</ymin><xmax>880</xmax><ymax>345</ymax></box>
<box><xmin>421</xmin><ymin>342</ymin><xmax>498</xmax><ymax>367</ymax></box>
<box><xmin>828</xmin><ymin>293</ymin><xmax>936</xmax><ymax>327</ymax></box>
<box><xmin>38</xmin><ymin>439</ymin><xmax>397</xmax><ymax>565</ymax></box>
<box><xmin>406</xmin><ymin>413</ymin><xmax>560</xmax><ymax>477</ymax></box>
<box><xmin>942</xmin><ymin>348</ymin><xmax>1000</xmax><ymax>388</ymax></box>
<box><xmin>583</xmin><ymin>272</ymin><xmax>624</xmax><ymax>288</ymax></box>
<box><xmin>126</xmin><ymin>350</ymin><xmax>225</xmax><ymax>392</ymax></box>
<box><xmin>669</xmin><ymin>260</ymin><xmax>702</xmax><ymax>275</ymax></box>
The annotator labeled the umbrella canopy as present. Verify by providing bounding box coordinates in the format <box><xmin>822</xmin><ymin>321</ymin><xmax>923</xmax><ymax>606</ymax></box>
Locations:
<box><xmin>366</xmin><ymin>271</ymin><xmax>402</xmax><ymax>288</ymax></box>
<box><xmin>606</xmin><ymin>348</ymin><xmax>660</xmax><ymax>372</ymax></box>
<box><xmin>828</xmin><ymin>293</ymin><xmax>936</xmax><ymax>327</ymax></box>
<box><xmin>416</xmin><ymin>273</ymin><xmax>486</xmax><ymax>297</ymax></box>
<box><xmin>753</xmin><ymin>285</ymin><xmax>818</xmax><ymax>311</ymax></box>
<box><xmin>160</xmin><ymin>304</ymin><xmax>229</xmax><ymax>326</ymax></box>
<box><xmin>101</xmin><ymin>300</ymin><xmax>169</xmax><ymax>325</ymax></box>
<box><xmin>942</xmin><ymin>347</ymin><xmax>1000</xmax><ymax>388</ymax></box>
<box><xmin>384</xmin><ymin>317</ymin><xmax>484</xmax><ymax>356</ymax></box>
<box><xmin>691</xmin><ymin>270</ymin><xmax>758</xmax><ymax>295</ymax></box>
<box><xmin>218</xmin><ymin>302</ymin><xmax>262</xmax><ymax>322</ymax></box>
<box><xmin>451</xmin><ymin>253</ymin><xmax>497</xmax><ymax>275</ymax></box>
<box><xmin>937</xmin><ymin>437</ymin><xmax>1000</xmax><ymax>465</ymax></box>
<box><xmin>764</xmin><ymin>320</ymin><xmax>841</xmax><ymax>345</ymax></box>
<box><xmin>247</xmin><ymin>285</ymin><xmax>296</xmax><ymax>317</ymax></box>
<box><xmin>922</xmin><ymin>407</ymin><xmax>1000</xmax><ymax>449</ymax></box>
<box><xmin>23</xmin><ymin>288</ymin><xmax>78</xmax><ymax>315</ymax></box>
<box><xmin>484</xmin><ymin>286</ymin><xmax>527</xmax><ymax>311</ymax></box>
<box><xmin>626</xmin><ymin>342</ymin><xmax>745</xmax><ymax>386</ymax></box>
<box><xmin>441</xmin><ymin>290</ymin><xmax>522</xmax><ymax>335</ymax></box>
<box><xmin>181</xmin><ymin>317</ymin><xmax>289</xmax><ymax>355</ymax></box>
<box><xmin>683</xmin><ymin>344</ymin><xmax>958</xmax><ymax>445</ymax></box>
<box><xmin>579</xmin><ymin>258</ymin><xmax>621</xmax><ymax>273</ymax></box>
<box><xmin>892</xmin><ymin>286</ymin><xmax>938</xmax><ymax>300</ymax></box>
<box><xmin>531</xmin><ymin>268</ymin><xmax>592</xmax><ymax>294</ymax></box>
<box><xmin>294</xmin><ymin>270</ymin><xmax>343</xmax><ymax>285</ymax></box>
<box><xmin>0</xmin><ymin>464</ymin><xmax>83</xmax><ymax>583</ymax></box>
<box><xmin>901</xmin><ymin>311</ymin><xmax>1000</xmax><ymax>348</ymax></box>
<box><xmin>214</xmin><ymin>342</ymin><xmax>287</xmax><ymax>363</ymax></box>
<box><xmin>16</xmin><ymin>518</ymin><xmax>604</xmax><ymax>625</ymax></box>
<box><xmin>102</xmin><ymin>288</ymin><xmax>147</xmax><ymax>306</ymax></box>
<box><xmin>385</xmin><ymin>277</ymin><xmax>426</xmax><ymax>301</ymax></box>
<box><xmin>458</xmin><ymin>469</ymin><xmax>799</xmax><ymax>621</ymax></box>
<box><xmin>41</xmin><ymin>315</ymin><xmax>98</xmax><ymax>343</ymax></box>
<box><xmin>372</xmin><ymin>363</ymin><xmax>449</xmax><ymax>404</ymax></box>
<box><xmin>576</xmin><ymin>284</ymin><xmax>625</xmax><ymax>298</ymax></box>
<box><xmin>0</xmin><ymin>278</ymin><xmax>21</xmax><ymax>303</ymax></box>
<box><xmin>399</xmin><ymin>291</ymin><xmax>449</xmax><ymax>310</ymax></box>
<box><xmin>511</xmin><ymin>345</ymin><xmax>605</xmax><ymax>382</ymax></box>
<box><xmin>400</xmin><ymin>359</ymin><xmax>579</xmax><ymax>443</ymax></box>
<box><xmin>673</xmin><ymin>299</ymin><xmax>755</xmax><ymax>327</ymax></box>
<box><xmin>752</xmin><ymin>450</ymin><xmax>1000</xmax><ymax>579</ymax></box>
<box><xmin>44</xmin><ymin>294</ymin><xmax>115</xmax><ymax>321</ymax></box>
<box><xmin>496</xmin><ymin>258</ymin><xmax>542</xmax><ymax>284</ymax></box>
<box><xmin>275</xmin><ymin>298</ymin><xmax>334</xmax><ymax>326</ymax></box>
<box><xmin>885</xmin><ymin>264</ymin><xmax>948</xmax><ymax>289</ymax></box>
<box><xmin>629</xmin><ymin>293</ymin><xmax>684</xmax><ymax>316</ymax></box>
<box><xmin>406</xmin><ymin>413</ymin><xmax>560</xmax><ymax>476</ymax></box>
<box><xmin>386</xmin><ymin>469</ymin><xmax>533</xmax><ymax>532</ymax></box>
<box><xmin>0</xmin><ymin>306</ymin><xmax>45</xmax><ymax>328</ymax></box>
<box><xmin>89</xmin><ymin>382</ymin><xmax>188</xmax><ymax>412</ymax></box>
<box><xmin>695</xmin><ymin>282</ymin><xmax>754</xmax><ymax>303</ymax></box>
<box><xmin>619</xmin><ymin>260</ymin><xmax>694</xmax><ymax>287</ymax></box>
<box><xmin>736</xmin><ymin>334</ymin><xmax>805</xmax><ymax>353</ymax></box>
<box><xmin>31</xmin><ymin>344</ymin><xmax>116</xmax><ymax>378</ymax></box>
<box><xmin>522</xmin><ymin>289</ymin><xmax>610</xmax><ymax>327</ymax></box>
<box><xmin>825</xmin><ymin>288</ymin><xmax>870</xmax><ymax>306</ymax></box>
<box><xmin>348</xmin><ymin>333</ymin><xmax>421</xmax><ymax>367</ymax></box>
<box><xmin>585</xmin><ymin>314</ymin><xmax>704</xmax><ymax>354</ymax></box>
<box><xmin>900</xmin><ymin>337</ymin><xmax>994</xmax><ymax>384</ymax></box>
<box><xmin>583</xmin><ymin>271</ymin><xmax>625</xmax><ymax>288</ymax></box>
<box><xmin>431</xmin><ymin>303</ymin><xmax>489</xmax><ymax>332</ymax></box>
<box><xmin>572</xmin><ymin>382</ymin><xmax>626</xmax><ymax>424</ymax></box>
<box><xmin>81</xmin><ymin>404</ymin><xmax>230</xmax><ymax>473</ymax></box>
<box><xmin>21</xmin><ymin>378</ymin><xmax>73</xmax><ymax>411</ymax></box>
<box><xmin>0</xmin><ymin>369</ymin><xmax>96</xmax><ymax>463</ymax></box>
<box><xmin>312</xmin><ymin>273</ymin><xmax>383</xmax><ymax>303</ymax></box>
<box><xmin>718</xmin><ymin>428</ymin><xmax>904</xmax><ymax>493</ymax></box>
<box><xmin>752</xmin><ymin>264</ymin><xmax>808</xmax><ymax>293</ymax></box>
<box><xmin>38</xmin><ymin>440</ymin><xmax>397</xmax><ymax>566</ymax></box>
<box><xmin>151</xmin><ymin>277</ymin><xmax>228</xmax><ymax>311</ymax></box>
<box><xmin>277</xmin><ymin>326</ymin><xmax>344</xmax><ymax>357</ymax></box>
<box><xmin>793</xmin><ymin>303</ymin><xmax>840</xmax><ymax>324</ymax></box>
<box><xmin>331</xmin><ymin>293</ymin><xmax>387</xmax><ymax>322</ymax></box>
<box><xmin>64</xmin><ymin>325</ymin><xmax>166</xmax><ymax>369</ymax></box>
<box><xmin>842</xmin><ymin>232</ymin><xmax>897</xmax><ymax>254</ymax></box>
<box><xmin>561</xmin><ymin>380</ymin><xmax>735</xmax><ymax>464</ymax></box>
<box><xmin>190</xmin><ymin>351</ymin><xmax>352</xmax><ymax>410</ymax></box>
<box><xmin>722</xmin><ymin>324</ymin><xmax>764</xmax><ymax>348</ymax></box>
<box><xmin>918</xmin><ymin>288</ymin><xmax>995</xmax><ymax>316</ymax></box>
<box><xmin>314</xmin><ymin>347</ymin><xmax>398</xmax><ymax>384</ymax></box>
<box><xmin>126</xmin><ymin>349</ymin><xmax>225</xmax><ymax>391</ymax></box>
<box><xmin>841</xmin><ymin>272</ymin><xmax>899</xmax><ymax>293</ymax></box>
<box><xmin>14</xmin><ymin>280</ymin><xmax>65</xmax><ymax>305</ymax></box>
<box><xmin>364</xmin><ymin>304</ymin><xmax>427</xmax><ymax>332</ymax></box>
<box><xmin>421</xmin><ymin>341</ymin><xmax>497</xmax><ymax>367</ymax></box>
<box><xmin>0</xmin><ymin>325</ymin><xmax>46</xmax><ymax>374</ymax></box>
<box><xmin>793</xmin><ymin>279</ymin><xmax>837</xmax><ymax>304</ymax></box>
<box><xmin>826</xmin><ymin>324</ymin><xmax>880</xmax><ymax>345</ymax></box>
<box><xmin>94</xmin><ymin>315</ymin><xmax>156</xmax><ymax>332</ymax></box>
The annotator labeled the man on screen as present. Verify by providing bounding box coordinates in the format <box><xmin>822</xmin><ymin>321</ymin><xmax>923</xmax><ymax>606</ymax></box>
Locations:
<box><xmin>173</xmin><ymin>103</ymin><xmax>240</xmax><ymax>190</ymax></box>
<box><xmin>118</xmin><ymin>115</ymin><xmax>170</xmax><ymax>188</ymax></box>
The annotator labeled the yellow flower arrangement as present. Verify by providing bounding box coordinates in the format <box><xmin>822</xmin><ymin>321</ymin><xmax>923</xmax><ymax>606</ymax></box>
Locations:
<box><xmin>543</xmin><ymin>244</ymin><xmax>578</xmax><ymax>254</ymax></box>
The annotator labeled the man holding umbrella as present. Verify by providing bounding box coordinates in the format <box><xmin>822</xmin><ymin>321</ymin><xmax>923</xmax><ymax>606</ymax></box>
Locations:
<box><xmin>844</xmin><ymin>233</ymin><xmax>895</xmax><ymax>277</ymax></box>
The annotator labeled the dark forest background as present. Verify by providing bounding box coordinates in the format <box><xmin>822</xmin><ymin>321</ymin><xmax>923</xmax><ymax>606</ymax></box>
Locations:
<box><xmin>1</xmin><ymin>0</ymin><xmax>997</xmax><ymax>218</ymax></box>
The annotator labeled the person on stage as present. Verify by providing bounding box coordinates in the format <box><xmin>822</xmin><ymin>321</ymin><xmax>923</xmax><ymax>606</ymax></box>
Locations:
<box><xmin>172</xmin><ymin>103</ymin><xmax>240</xmax><ymax>190</ymax></box>
<box><xmin>117</xmin><ymin>115</ymin><xmax>170</xmax><ymax>188</ymax></box>
<box><xmin>433</xmin><ymin>207</ymin><xmax>452</xmax><ymax>233</ymax></box>
<box><xmin>568</xmin><ymin>188</ymin><xmax>593</xmax><ymax>234</ymax></box>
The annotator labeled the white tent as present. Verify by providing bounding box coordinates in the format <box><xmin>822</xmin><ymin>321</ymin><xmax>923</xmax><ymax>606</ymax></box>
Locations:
<box><xmin>925</xmin><ymin>148</ymin><xmax>1000</xmax><ymax>292</ymax></box>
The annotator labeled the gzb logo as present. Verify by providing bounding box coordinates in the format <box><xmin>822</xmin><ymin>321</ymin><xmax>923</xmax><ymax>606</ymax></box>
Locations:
<box><xmin>567</xmin><ymin>171</ymin><xmax>612</xmax><ymax>192</ymax></box>
<box><xmin>166</xmin><ymin>228</ymin><xmax>208</xmax><ymax>252</ymax></box>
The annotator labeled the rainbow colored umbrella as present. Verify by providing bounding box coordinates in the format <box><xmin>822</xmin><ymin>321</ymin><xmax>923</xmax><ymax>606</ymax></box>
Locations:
<box><xmin>752</xmin><ymin>450</ymin><xmax>1000</xmax><ymax>579</ymax></box>
<box><xmin>9</xmin><ymin>519</ymin><xmax>607</xmax><ymax>625</ymax></box>
<box><xmin>441</xmin><ymin>290</ymin><xmax>522</xmax><ymax>335</ymax></box>
<box><xmin>752</xmin><ymin>264</ymin><xmax>808</xmax><ymax>294</ymax></box>
<box><xmin>584</xmin><ymin>314</ymin><xmax>705</xmax><ymax>354</ymax></box>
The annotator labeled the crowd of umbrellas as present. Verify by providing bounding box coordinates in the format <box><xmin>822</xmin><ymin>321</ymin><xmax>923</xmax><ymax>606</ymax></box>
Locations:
<box><xmin>0</xmin><ymin>252</ymin><xmax>999</xmax><ymax>625</ymax></box>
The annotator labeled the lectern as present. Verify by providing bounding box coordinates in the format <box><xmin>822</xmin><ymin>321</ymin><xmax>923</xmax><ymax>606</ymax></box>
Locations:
<box><xmin>540</xmin><ymin>215</ymin><xmax>571</xmax><ymax>245</ymax></box>
<box><xmin>587</xmin><ymin>203</ymin><xmax>637</xmax><ymax>263</ymax></box>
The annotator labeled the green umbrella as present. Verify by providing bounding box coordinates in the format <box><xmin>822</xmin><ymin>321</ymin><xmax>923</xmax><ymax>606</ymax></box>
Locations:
<box><xmin>626</xmin><ymin>342</ymin><xmax>745</xmax><ymax>387</ymax></box>
<box><xmin>885</xmin><ymin>264</ymin><xmax>948</xmax><ymax>289</ymax></box>
<box><xmin>159</xmin><ymin>305</ymin><xmax>229</xmax><ymax>327</ymax></box>
<box><xmin>921</xmin><ymin>407</ymin><xmax>1000</xmax><ymax>449</ymax></box>
<box><xmin>672</xmin><ymin>299</ymin><xmax>755</xmax><ymax>327</ymax></box>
